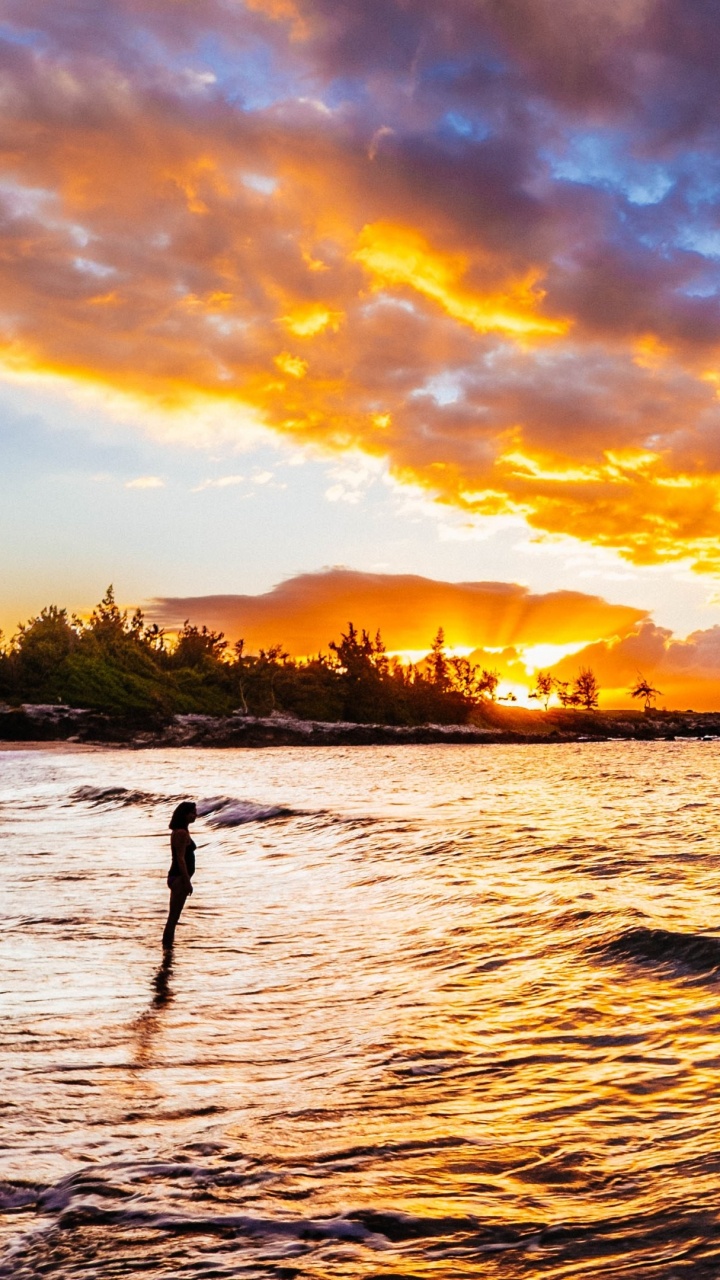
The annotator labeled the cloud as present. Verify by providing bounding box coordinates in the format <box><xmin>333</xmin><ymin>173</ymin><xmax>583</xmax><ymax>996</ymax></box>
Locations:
<box><xmin>4</xmin><ymin>3</ymin><xmax>720</xmax><ymax>568</ymax></box>
<box><xmin>192</xmin><ymin>474</ymin><xmax>245</xmax><ymax>491</ymax></box>
<box><xmin>149</xmin><ymin>567</ymin><xmax>647</xmax><ymax>654</ymax></box>
<box><xmin>547</xmin><ymin>620</ymin><xmax>720</xmax><ymax>710</ymax></box>
<box><xmin>125</xmin><ymin>475</ymin><xmax>165</xmax><ymax>488</ymax></box>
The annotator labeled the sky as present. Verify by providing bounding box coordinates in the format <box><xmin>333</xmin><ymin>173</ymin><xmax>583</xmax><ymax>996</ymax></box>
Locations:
<box><xmin>4</xmin><ymin>0</ymin><xmax>720</xmax><ymax>706</ymax></box>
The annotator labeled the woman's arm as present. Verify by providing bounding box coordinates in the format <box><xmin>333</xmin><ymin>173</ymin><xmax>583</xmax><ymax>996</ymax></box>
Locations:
<box><xmin>171</xmin><ymin>830</ymin><xmax>194</xmax><ymax>894</ymax></box>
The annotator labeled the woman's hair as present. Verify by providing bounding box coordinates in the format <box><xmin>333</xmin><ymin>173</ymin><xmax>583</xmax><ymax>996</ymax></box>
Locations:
<box><xmin>169</xmin><ymin>800</ymin><xmax>197</xmax><ymax>830</ymax></box>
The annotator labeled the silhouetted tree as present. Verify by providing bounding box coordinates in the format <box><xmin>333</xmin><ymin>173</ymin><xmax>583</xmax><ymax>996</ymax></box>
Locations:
<box><xmin>0</xmin><ymin>631</ymin><xmax>8</xmax><ymax>699</ymax></box>
<box><xmin>529</xmin><ymin>671</ymin><xmax>555</xmax><ymax>710</ymax></box>
<box><xmin>329</xmin><ymin>623</ymin><xmax>391</xmax><ymax>721</ymax></box>
<box><xmin>231</xmin><ymin>638</ymin><xmax>251</xmax><ymax>714</ymax></box>
<box><xmin>428</xmin><ymin>628</ymin><xmax>451</xmax><ymax>692</ymax></box>
<box><xmin>86</xmin><ymin>585</ymin><xmax>133</xmax><ymax>650</ymax></box>
<box><xmin>274</xmin><ymin>654</ymin><xmax>344</xmax><ymax>722</ymax></box>
<box><xmin>629</xmin><ymin>674</ymin><xmax>662</xmax><ymax>711</ymax></box>
<box><xmin>555</xmin><ymin>679</ymin><xmax>579</xmax><ymax>708</ymax></box>
<box><xmin>448</xmin><ymin>655</ymin><xmax>482</xmax><ymax>700</ymax></box>
<box><xmin>477</xmin><ymin>668</ymin><xmax>500</xmax><ymax>700</ymax></box>
<box><xmin>170</xmin><ymin>621</ymin><xmax>227</xmax><ymax>669</ymax></box>
<box><xmin>252</xmin><ymin>644</ymin><xmax>290</xmax><ymax>713</ymax></box>
<box><xmin>573</xmin><ymin>667</ymin><xmax>600</xmax><ymax>710</ymax></box>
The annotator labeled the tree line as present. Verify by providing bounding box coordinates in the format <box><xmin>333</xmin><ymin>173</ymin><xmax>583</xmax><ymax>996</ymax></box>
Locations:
<box><xmin>529</xmin><ymin>670</ymin><xmax>662</xmax><ymax>711</ymax></box>
<box><xmin>0</xmin><ymin>586</ymin><xmax>619</xmax><ymax>723</ymax></box>
<box><xmin>528</xmin><ymin>668</ymin><xmax>600</xmax><ymax>710</ymax></box>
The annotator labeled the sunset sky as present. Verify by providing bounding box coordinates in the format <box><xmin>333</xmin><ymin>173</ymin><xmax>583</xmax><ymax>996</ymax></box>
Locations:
<box><xmin>4</xmin><ymin>0</ymin><xmax>720</xmax><ymax>705</ymax></box>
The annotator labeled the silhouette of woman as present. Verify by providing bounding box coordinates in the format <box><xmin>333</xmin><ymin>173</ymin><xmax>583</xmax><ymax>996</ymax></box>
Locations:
<box><xmin>162</xmin><ymin>800</ymin><xmax>198</xmax><ymax>950</ymax></box>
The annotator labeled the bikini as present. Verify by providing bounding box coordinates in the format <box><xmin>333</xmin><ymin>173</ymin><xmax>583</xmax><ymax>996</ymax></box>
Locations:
<box><xmin>168</xmin><ymin>833</ymin><xmax>196</xmax><ymax>886</ymax></box>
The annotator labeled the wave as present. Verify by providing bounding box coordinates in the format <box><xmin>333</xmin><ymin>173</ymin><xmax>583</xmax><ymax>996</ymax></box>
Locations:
<box><xmin>0</xmin><ymin>1181</ymin><xmax>39</xmax><ymax>1212</ymax></box>
<box><xmin>5</xmin><ymin>1157</ymin><xmax>720</xmax><ymax>1276</ymax></box>
<box><xmin>196</xmin><ymin>796</ymin><xmax>295</xmax><ymax>826</ymax></box>
<box><xmin>49</xmin><ymin>1204</ymin><xmax>512</xmax><ymax>1248</ymax></box>
<box><xmin>69</xmin><ymin>784</ymin><xmax>178</xmax><ymax>808</ymax></box>
<box><xmin>603</xmin><ymin>926</ymin><xmax>720</xmax><ymax>973</ymax></box>
<box><xmin>0</xmin><ymin>1163</ymin><xmax>526</xmax><ymax>1250</ymax></box>
<box><xmin>68</xmin><ymin>786</ymin><xmax>294</xmax><ymax>826</ymax></box>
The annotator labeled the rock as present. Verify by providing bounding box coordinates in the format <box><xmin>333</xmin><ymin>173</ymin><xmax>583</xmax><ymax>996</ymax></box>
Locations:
<box><xmin>4</xmin><ymin>704</ymin><xmax>720</xmax><ymax>747</ymax></box>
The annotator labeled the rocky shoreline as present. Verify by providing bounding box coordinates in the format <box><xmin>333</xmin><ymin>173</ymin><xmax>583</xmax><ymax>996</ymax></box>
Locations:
<box><xmin>2</xmin><ymin>703</ymin><xmax>720</xmax><ymax>747</ymax></box>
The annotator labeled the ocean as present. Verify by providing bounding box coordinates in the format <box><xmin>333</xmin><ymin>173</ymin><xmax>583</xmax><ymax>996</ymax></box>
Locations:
<box><xmin>2</xmin><ymin>741</ymin><xmax>720</xmax><ymax>1278</ymax></box>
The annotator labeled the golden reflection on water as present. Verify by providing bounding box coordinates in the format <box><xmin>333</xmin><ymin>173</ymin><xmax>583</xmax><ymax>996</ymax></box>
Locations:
<box><xmin>128</xmin><ymin>951</ymin><xmax>175</xmax><ymax>1074</ymax></box>
<box><xmin>3</xmin><ymin>743</ymin><xmax>720</xmax><ymax>1276</ymax></box>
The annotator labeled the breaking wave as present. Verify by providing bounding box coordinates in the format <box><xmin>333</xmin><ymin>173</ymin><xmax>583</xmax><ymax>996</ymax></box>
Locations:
<box><xmin>68</xmin><ymin>786</ymin><xmax>294</xmax><ymax>826</ymax></box>
<box><xmin>603</xmin><ymin>926</ymin><xmax>720</xmax><ymax>974</ymax></box>
<box><xmin>69</xmin><ymin>784</ymin><xmax>173</xmax><ymax>808</ymax></box>
<box><xmin>196</xmin><ymin>796</ymin><xmax>295</xmax><ymax>826</ymax></box>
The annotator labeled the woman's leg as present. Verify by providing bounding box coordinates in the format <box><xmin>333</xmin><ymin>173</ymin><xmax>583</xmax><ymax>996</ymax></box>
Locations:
<box><xmin>162</xmin><ymin>879</ymin><xmax>189</xmax><ymax>949</ymax></box>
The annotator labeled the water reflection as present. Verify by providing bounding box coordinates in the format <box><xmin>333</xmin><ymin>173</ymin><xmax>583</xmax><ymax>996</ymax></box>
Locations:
<box><xmin>6</xmin><ymin>743</ymin><xmax>720</xmax><ymax>1278</ymax></box>
<box><xmin>152</xmin><ymin>949</ymin><xmax>174</xmax><ymax>1009</ymax></box>
<box><xmin>129</xmin><ymin>951</ymin><xmax>175</xmax><ymax>1078</ymax></box>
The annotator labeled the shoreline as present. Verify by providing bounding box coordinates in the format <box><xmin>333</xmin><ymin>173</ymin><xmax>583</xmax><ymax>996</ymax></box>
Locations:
<box><xmin>0</xmin><ymin>739</ymin><xmax>106</xmax><ymax>752</ymax></box>
<box><xmin>2</xmin><ymin>703</ymin><xmax>720</xmax><ymax>748</ymax></box>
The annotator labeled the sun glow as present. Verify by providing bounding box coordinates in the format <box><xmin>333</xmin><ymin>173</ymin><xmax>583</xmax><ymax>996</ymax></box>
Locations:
<box><xmin>387</xmin><ymin>644</ymin><xmax>477</xmax><ymax>665</ymax></box>
<box><xmin>520</xmin><ymin>640</ymin><xmax>595</xmax><ymax>673</ymax></box>
<box><xmin>496</xmin><ymin>680</ymin><xmax>537</xmax><ymax>708</ymax></box>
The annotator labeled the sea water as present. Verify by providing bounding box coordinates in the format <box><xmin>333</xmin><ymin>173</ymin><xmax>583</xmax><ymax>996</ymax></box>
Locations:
<box><xmin>2</xmin><ymin>741</ymin><xmax>720</xmax><ymax>1278</ymax></box>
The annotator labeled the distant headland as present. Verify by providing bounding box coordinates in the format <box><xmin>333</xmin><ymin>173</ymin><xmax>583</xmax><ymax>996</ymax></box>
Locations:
<box><xmin>1</xmin><ymin>587</ymin><xmax>716</xmax><ymax>745</ymax></box>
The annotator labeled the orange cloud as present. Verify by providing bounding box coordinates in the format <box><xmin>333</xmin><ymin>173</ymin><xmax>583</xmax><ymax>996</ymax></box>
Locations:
<box><xmin>547</xmin><ymin>622</ymin><xmax>720</xmax><ymax>711</ymax></box>
<box><xmin>148</xmin><ymin>570</ymin><xmax>720</xmax><ymax>707</ymax></box>
<box><xmin>244</xmin><ymin>0</ymin><xmax>310</xmax><ymax>41</ymax></box>
<box><xmin>149</xmin><ymin>568</ymin><xmax>647</xmax><ymax>656</ymax></box>
<box><xmin>352</xmin><ymin>222</ymin><xmax>568</xmax><ymax>338</ymax></box>
<box><xmin>4</xmin><ymin>13</ymin><xmax>720</xmax><ymax>573</ymax></box>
